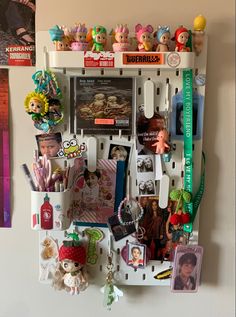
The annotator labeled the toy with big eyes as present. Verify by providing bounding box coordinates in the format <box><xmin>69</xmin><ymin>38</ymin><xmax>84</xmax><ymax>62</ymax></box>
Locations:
<box><xmin>135</xmin><ymin>24</ymin><xmax>153</xmax><ymax>52</ymax></box>
<box><xmin>112</xmin><ymin>24</ymin><xmax>130</xmax><ymax>52</ymax></box>
<box><xmin>156</xmin><ymin>26</ymin><xmax>171</xmax><ymax>52</ymax></box>
<box><xmin>173</xmin><ymin>26</ymin><xmax>191</xmax><ymax>52</ymax></box>
<box><xmin>92</xmin><ymin>25</ymin><xmax>107</xmax><ymax>52</ymax></box>
<box><xmin>24</xmin><ymin>92</ymin><xmax>49</xmax><ymax>122</ymax></box>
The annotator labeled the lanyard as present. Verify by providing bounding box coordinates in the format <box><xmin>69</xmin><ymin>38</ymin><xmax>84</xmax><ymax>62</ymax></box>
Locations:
<box><xmin>183</xmin><ymin>69</ymin><xmax>193</xmax><ymax>233</ymax></box>
<box><xmin>182</xmin><ymin>70</ymin><xmax>205</xmax><ymax>233</ymax></box>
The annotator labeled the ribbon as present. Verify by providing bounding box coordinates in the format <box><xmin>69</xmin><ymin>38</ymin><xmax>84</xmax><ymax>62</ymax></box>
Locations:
<box><xmin>182</xmin><ymin>69</ymin><xmax>205</xmax><ymax>233</ymax></box>
<box><xmin>183</xmin><ymin>69</ymin><xmax>193</xmax><ymax>233</ymax></box>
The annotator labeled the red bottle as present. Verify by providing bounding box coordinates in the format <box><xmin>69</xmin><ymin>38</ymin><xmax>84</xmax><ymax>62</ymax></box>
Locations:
<box><xmin>40</xmin><ymin>194</ymin><xmax>53</xmax><ymax>229</ymax></box>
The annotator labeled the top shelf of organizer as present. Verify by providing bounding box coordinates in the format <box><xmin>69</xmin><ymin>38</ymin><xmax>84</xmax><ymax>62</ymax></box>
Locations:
<box><xmin>36</xmin><ymin>31</ymin><xmax>196</xmax><ymax>70</ymax></box>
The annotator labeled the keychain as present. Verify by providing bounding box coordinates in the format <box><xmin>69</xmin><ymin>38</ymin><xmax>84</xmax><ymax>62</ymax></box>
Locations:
<box><xmin>101</xmin><ymin>253</ymin><xmax>123</xmax><ymax>310</ymax></box>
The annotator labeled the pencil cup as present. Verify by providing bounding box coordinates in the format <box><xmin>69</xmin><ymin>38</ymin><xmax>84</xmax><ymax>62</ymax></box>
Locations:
<box><xmin>31</xmin><ymin>189</ymin><xmax>72</xmax><ymax>231</ymax></box>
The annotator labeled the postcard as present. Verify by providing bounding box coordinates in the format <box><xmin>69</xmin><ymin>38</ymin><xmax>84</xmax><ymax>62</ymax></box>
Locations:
<box><xmin>73</xmin><ymin>77</ymin><xmax>133</xmax><ymax>135</ymax></box>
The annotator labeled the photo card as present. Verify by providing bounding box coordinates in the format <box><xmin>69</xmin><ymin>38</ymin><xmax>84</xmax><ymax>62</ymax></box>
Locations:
<box><xmin>107</xmin><ymin>213</ymin><xmax>136</xmax><ymax>241</ymax></box>
<box><xmin>127</xmin><ymin>242</ymin><xmax>146</xmax><ymax>269</ymax></box>
<box><xmin>170</xmin><ymin>91</ymin><xmax>204</xmax><ymax>140</ymax></box>
<box><xmin>171</xmin><ymin>245</ymin><xmax>204</xmax><ymax>292</ymax></box>
<box><xmin>35</xmin><ymin>132</ymin><xmax>62</xmax><ymax>158</ymax></box>
<box><xmin>107</xmin><ymin>140</ymin><xmax>133</xmax><ymax>166</ymax></box>
<box><xmin>74</xmin><ymin>77</ymin><xmax>133</xmax><ymax>135</ymax></box>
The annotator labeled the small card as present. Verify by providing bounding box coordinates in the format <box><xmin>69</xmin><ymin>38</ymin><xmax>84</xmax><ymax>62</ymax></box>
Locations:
<box><xmin>107</xmin><ymin>213</ymin><xmax>136</xmax><ymax>241</ymax></box>
<box><xmin>171</xmin><ymin>245</ymin><xmax>203</xmax><ymax>292</ymax></box>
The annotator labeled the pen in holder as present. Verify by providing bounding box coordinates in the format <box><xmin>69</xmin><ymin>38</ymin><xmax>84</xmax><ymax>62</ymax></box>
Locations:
<box><xmin>31</xmin><ymin>189</ymin><xmax>72</xmax><ymax>231</ymax></box>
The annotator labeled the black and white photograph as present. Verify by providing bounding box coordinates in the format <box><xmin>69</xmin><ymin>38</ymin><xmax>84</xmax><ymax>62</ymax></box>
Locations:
<box><xmin>107</xmin><ymin>213</ymin><xmax>136</xmax><ymax>241</ymax></box>
<box><xmin>136</xmin><ymin>155</ymin><xmax>154</xmax><ymax>173</ymax></box>
<box><xmin>137</xmin><ymin>178</ymin><xmax>156</xmax><ymax>196</ymax></box>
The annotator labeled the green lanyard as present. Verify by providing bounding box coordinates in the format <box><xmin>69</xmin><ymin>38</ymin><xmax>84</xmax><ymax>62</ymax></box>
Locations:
<box><xmin>183</xmin><ymin>69</ymin><xmax>193</xmax><ymax>233</ymax></box>
<box><xmin>182</xmin><ymin>70</ymin><xmax>205</xmax><ymax>233</ymax></box>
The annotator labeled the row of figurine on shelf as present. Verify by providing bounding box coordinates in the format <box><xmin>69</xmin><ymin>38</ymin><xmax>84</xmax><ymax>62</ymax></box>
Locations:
<box><xmin>49</xmin><ymin>14</ymin><xmax>206</xmax><ymax>55</ymax></box>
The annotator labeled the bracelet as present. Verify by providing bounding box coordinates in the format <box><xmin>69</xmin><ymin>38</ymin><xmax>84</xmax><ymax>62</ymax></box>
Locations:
<box><xmin>117</xmin><ymin>197</ymin><xmax>144</xmax><ymax>226</ymax></box>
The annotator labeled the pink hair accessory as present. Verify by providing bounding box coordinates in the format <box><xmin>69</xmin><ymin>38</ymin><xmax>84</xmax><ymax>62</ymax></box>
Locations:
<box><xmin>135</xmin><ymin>24</ymin><xmax>153</xmax><ymax>40</ymax></box>
<box><xmin>115</xmin><ymin>24</ymin><xmax>129</xmax><ymax>34</ymax></box>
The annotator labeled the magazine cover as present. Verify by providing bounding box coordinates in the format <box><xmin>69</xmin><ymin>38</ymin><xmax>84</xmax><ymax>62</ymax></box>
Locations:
<box><xmin>0</xmin><ymin>0</ymin><xmax>35</xmax><ymax>66</ymax></box>
<box><xmin>75</xmin><ymin>77</ymin><xmax>133</xmax><ymax>135</ymax></box>
<box><xmin>0</xmin><ymin>69</ymin><xmax>11</xmax><ymax>227</ymax></box>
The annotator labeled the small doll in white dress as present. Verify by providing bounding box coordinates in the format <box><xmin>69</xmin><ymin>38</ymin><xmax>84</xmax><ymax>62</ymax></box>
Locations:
<box><xmin>52</xmin><ymin>235</ymin><xmax>88</xmax><ymax>295</ymax></box>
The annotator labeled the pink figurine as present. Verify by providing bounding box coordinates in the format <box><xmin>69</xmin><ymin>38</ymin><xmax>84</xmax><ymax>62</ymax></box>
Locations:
<box><xmin>152</xmin><ymin>129</ymin><xmax>170</xmax><ymax>154</ymax></box>
<box><xmin>173</xmin><ymin>26</ymin><xmax>190</xmax><ymax>52</ymax></box>
<box><xmin>71</xmin><ymin>23</ymin><xmax>88</xmax><ymax>51</ymax></box>
<box><xmin>112</xmin><ymin>24</ymin><xmax>130</xmax><ymax>52</ymax></box>
<box><xmin>135</xmin><ymin>24</ymin><xmax>153</xmax><ymax>52</ymax></box>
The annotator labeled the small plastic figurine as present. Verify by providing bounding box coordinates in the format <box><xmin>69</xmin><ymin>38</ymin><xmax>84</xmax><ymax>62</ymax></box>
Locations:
<box><xmin>152</xmin><ymin>129</ymin><xmax>170</xmax><ymax>154</ymax></box>
<box><xmin>192</xmin><ymin>15</ymin><xmax>207</xmax><ymax>55</ymax></box>
<box><xmin>54</xmin><ymin>36</ymin><xmax>71</xmax><ymax>51</ymax></box>
<box><xmin>71</xmin><ymin>23</ymin><xmax>88</xmax><ymax>51</ymax></box>
<box><xmin>173</xmin><ymin>26</ymin><xmax>191</xmax><ymax>52</ymax></box>
<box><xmin>112</xmin><ymin>24</ymin><xmax>130</xmax><ymax>52</ymax></box>
<box><xmin>24</xmin><ymin>92</ymin><xmax>49</xmax><ymax>122</ymax></box>
<box><xmin>135</xmin><ymin>24</ymin><xmax>153</xmax><ymax>52</ymax></box>
<box><xmin>52</xmin><ymin>234</ymin><xmax>88</xmax><ymax>295</ymax></box>
<box><xmin>156</xmin><ymin>26</ymin><xmax>171</xmax><ymax>52</ymax></box>
<box><xmin>49</xmin><ymin>25</ymin><xmax>64</xmax><ymax>42</ymax></box>
<box><xmin>92</xmin><ymin>25</ymin><xmax>107</xmax><ymax>51</ymax></box>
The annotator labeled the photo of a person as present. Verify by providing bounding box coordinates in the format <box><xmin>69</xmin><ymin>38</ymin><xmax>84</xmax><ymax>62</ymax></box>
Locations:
<box><xmin>173</xmin><ymin>252</ymin><xmax>197</xmax><ymax>291</ymax></box>
<box><xmin>138</xmin><ymin>181</ymin><xmax>146</xmax><ymax>195</ymax></box>
<box><xmin>137</xmin><ymin>158</ymin><xmax>144</xmax><ymax>172</ymax></box>
<box><xmin>128</xmin><ymin>244</ymin><xmax>145</xmax><ymax>268</ymax></box>
<box><xmin>107</xmin><ymin>214</ymin><xmax>136</xmax><ymax>241</ymax></box>
<box><xmin>108</xmin><ymin>143</ymin><xmax>131</xmax><ymax>165</ymax></box>
<box><xmin>176</xmin><ymin>103</ymin><xmax>198</xmax><ymax>136</ymax></box>
<box><xmin>36</xmin><ymin>132</ymin><xmax>62</xmax><ymax>158</ymax></box>
<box><xmin>145</xmin><ymin>180</ymin><xmax>155</xmax><ymax>195</ymax></box>
<box><xmin>143</xmin><ymin>157</ymin><xmax>153</xmax><ymax>172</ymax></box>
<box><xmin>142</xmin><ymin>199</ymin><xmax>165</xmax><ymax>260</ymax></box>
<box><xmin>81</xmin><ymin>168</ymin><xmax>101</xmax><ymax>208</ymax></box>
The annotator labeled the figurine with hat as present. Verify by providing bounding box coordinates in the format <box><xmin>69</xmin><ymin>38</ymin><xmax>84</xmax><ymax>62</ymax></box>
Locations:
<box><xmin>52</xmin><ymin>232</ymin><xmax>88</xmax><ymax>295</ymax></box>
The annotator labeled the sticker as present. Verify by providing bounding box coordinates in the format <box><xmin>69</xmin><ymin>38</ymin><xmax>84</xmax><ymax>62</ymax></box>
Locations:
<box><xmin>195</xmin><ymin>74</ymin><xmax>206</xmax><ymax>86</ymax></box>
<box><xmin>122</xmin><ymin>53</ymin><xmax>164</xmax><ymax>65</ymax></box>
<box><xmin>167</xmin><ymin>52</ymin><xmax>181</xmax><ymax>68</ymax></box>
<box><xmin>84</xmin><ymin>228</ymin><xmax>104</xmax><ymax>265</ymax></box>
<box><xmin>84</xmin><ymin>51</ymin><xmax>115</xmax><ymax>68</ymax></box>
<box><xmin>154</xmin><ymin>267</ymin><xmax>172</xmax><ymax>280</ymax></box>
<box><xmin>121</xmin><ymin>242</ymin><xmax>147</xmax><ymax>269</ymax></box>
<box><xmin>41</xmin><ymin>236</ymin><xmax>58</xmax><ymax>260</ymax></box>
<box><xmin>57</xmin><ymin>138</ymin><xmax>86</xmax><ymax>159</ymax></box>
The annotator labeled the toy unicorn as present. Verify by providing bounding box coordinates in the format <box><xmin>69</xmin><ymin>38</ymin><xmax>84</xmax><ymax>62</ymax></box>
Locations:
<box><xmin>135</xmin><ymin>24</ymin><xmax>153</xmax><ymax>52</ymax></box>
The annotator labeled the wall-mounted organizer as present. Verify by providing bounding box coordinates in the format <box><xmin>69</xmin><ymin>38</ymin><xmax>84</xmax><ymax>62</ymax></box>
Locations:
<box><xmin>34</xmin><ymin>26</ymin><xmax>207</xmax><ymax>288</ymax></box>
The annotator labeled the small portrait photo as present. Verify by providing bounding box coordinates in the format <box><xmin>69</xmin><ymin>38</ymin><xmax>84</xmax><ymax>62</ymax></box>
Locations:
<box><xmin>171</xmin><ymin>245</ymin><xmax>203</xmax><ymax>293</ymax></box>
<box><xmin>170</xmin><ymin>91</ymin><xmax>204</xmax><ymax>140</ymax></box>
<box><xmin>107</xmin><ymin>214</ymin><xmax>136</xmax><ymax>241</ymax></box>
<box><xmin>136</xmin><ymin>155</ymin><xmax>154</xmax><ymax>173</ymax></box>
<box><xmin>36</xmin><ymin>132</ymin><xmax>62</xmax><ymax>158</ymax></box>
<box><xmin>108</xmin><ymin>142</ymin><xmax>132</xmax><ymax>165</ymax></box>
<box><xmin>127</xmin><ymin>242</ymin><xmax>146</xmax><ymax>269</ymax></box>
<box><xmin>137</xmin><ymin>178</ymin><xmax>156</xmax><ymax>196</ymax></box>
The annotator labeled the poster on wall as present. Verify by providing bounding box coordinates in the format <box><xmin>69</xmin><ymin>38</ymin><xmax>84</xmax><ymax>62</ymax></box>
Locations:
<box><xmin>0</xmin><ymin>0</ymin><xmax>35</xmax><ymax>66</ymax></box>
<box><xmin>0</xmin><ymin>69</ymin><xmax>11</xmax><ymax>227</ymax></box>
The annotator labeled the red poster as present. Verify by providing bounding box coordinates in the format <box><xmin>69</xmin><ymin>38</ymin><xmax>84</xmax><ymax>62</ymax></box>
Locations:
<box><xmin>0</xmin><ymin>0</ymin><xmax>35</xmax><ymax>66</ymax></box>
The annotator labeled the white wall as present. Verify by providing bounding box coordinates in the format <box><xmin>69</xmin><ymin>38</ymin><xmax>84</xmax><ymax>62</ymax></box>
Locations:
<box><xmin>0</xmin><ymin>1</ymin><xmax>235</xmax><ymax>316</ymax></box>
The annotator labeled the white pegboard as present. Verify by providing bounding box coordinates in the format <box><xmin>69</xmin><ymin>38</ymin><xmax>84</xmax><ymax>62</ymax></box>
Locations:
<box><xmin>36</xmin><ymin>31</ymin><xmax>207</xmax><ymax>286</ymax></box>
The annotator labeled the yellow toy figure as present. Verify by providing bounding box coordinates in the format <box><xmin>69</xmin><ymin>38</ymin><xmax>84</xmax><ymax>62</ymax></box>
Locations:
<box><xmin>193</xmin><ymin>15</ymin><xmax>207</xmax><ymax>55</ymax></box>
<box><xmin>24</xmin><ymin>92</ymin><xmax>48</xmax><ymax>122</ymax></box>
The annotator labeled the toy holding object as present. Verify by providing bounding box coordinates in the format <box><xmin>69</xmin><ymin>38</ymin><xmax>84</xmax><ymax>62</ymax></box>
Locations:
<box><xmin>135</xmin><ymin>24</ymin><xmax>153</xmax><ymax>52</ymax></box>
<box><xmin>112</xmin><ymin>24</ymin><xmax>130</xmax><ymax>52</ymax></box>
